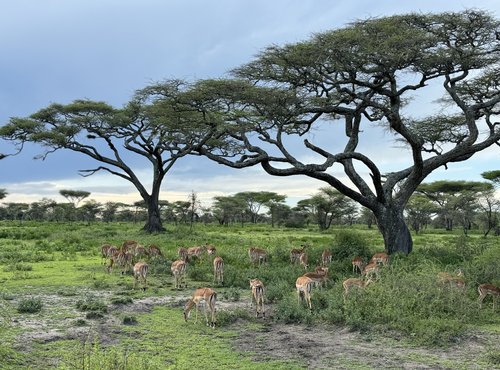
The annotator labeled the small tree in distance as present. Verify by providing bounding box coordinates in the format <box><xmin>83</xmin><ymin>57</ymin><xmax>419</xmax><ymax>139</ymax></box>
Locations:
<box><xmin>59</xmin><ymin>189</ymin><xmax>90</xmax><ymax>207</ymax></box>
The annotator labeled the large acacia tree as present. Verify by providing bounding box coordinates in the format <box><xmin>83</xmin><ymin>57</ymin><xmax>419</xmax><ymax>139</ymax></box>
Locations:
<box><xmin>0</xmin><ymin>80</ymin><xmax>216</xmax><ymax>232</ymax></box>
<box><xmin>185</xmin><ymin>11</ymin><xmax>500</xmax><ymax>254</ymax></box>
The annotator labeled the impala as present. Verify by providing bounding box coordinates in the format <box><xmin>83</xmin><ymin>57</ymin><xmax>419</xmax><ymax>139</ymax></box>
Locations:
<box><xmin>213</xmin><ymin>256</ymin><xmax>224</xmax><ymax>285</ymax></box>
<box><xmin>100</xmin><ymin>244</ymin><xmax>111</xmax><ymax>264</ymax></box>
<box><xmin>303</xmin><ymin>267</ymin><xmax>329</xmax><ymax>289</ymax></box>
<box><xmin>321</xmin><ymin>249</ymin><xmax>332</xmax><ymax>266</ymax></box>
<box><xmin>122</xmin><ymin>240</ymin><xmax>138</xmax><ymax>253</ymax></box>
<box><xmin>249</xmin><ymin>278</ymin><xmax>265</xmax><ymax>318</ymax></box>
<box><xmin>478</xmin><ymin>283</ymin><xmax>500</xmax><ymax>309</ymax></box>
<box><xmin>351</xmin><ymin>257</ymin><xmax>365</xmax><ymax>274</ymax></box>
<box><xmin>370</xmin><ymin>252</ymin><xmax>390</xmax><ymax>266</ymax></box>
<box><xmin>147</xmin><ymin>244</ymin><xmax>163</xmax><ymax>259</ymax></box>
<box><xmin>178</xmin><ymin>247</ymin><xmax>188</xmax><ymax>262</ymax></box>
<box><xmin>107</xmin><ymin>250</ymin><xmax>133</xmax><ymax>275</ymax></box>
<box><xmin>299</xmin><ymin>252</ymin><xmax>308</xmax><ymax>270</ymax></box>
<box><xmin>183</xmin><ymin>287</ymin><xmax>217</xmax><ymax>328</ymax></box>
<box><xmin>290</xmin><ymin>245</ymin><xmax>307</xmax><ymax>264</ymax></box>
<box><xmin>437</xmin><ymin>271</ymin><xmax>465</xmax><ymax>289</ymax></box>
<box><xmin>171</xmin><ymin>259</ymin><xmax>187</xmax><ymax>289</ymax></box>
<box><xmin>248</xmin><ymin>247</ymin><xmax>267</xmax><ymax>265</ymax></box>
<box><xmin>362</xmin><ymin>262</ymin><xmax>380</xmax><ymax>281</ymax></box>
<box><xmin>133</xmin><ymin>261</ymin><xmax>149</xmax><ymax>291</ymax></box>
<box><xmin>295</xmin><ymin>276</ymin><xmax>315</xmax><ymax>310</ymax></box>
<box><xmin>342</xmin><ymin>277</ymin><xmax>372</xmax><ymax>302</ymax></box>
<box><xmin>187</xmin><ymin>246</ymin><xmax>204</xmax><ymax>261</ymax></box>
<box><xmin>133</xmin><ymin>244</ymin><xmax>148</xmax><ymax>261</ymax></box>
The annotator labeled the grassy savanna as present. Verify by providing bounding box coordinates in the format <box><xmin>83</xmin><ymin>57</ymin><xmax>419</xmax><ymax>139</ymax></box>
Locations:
<box><xmin>0</xmin><ymin>221</ymin><xmax>499</xmax><ymax>369</ymax></box>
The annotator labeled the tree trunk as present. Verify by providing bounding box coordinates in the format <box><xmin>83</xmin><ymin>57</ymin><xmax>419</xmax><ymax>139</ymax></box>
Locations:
<box><xmin>142</xmin><ymin>198</ymin><xmax>166</xmax><ymax>233</ymax></box>
<box><xmin>376</xmin><ymin>206</ymin><xmax>413</xmax><ymax>255</ymax></box>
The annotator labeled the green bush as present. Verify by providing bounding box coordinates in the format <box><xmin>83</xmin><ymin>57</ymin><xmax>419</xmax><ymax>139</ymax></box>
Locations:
<box><xmin>17</xmin><ymin>297</ymin><xmax>43</xmax><ymax>313</ymax></box>
<box><xmin>76</xmin><ymin>296</ymin><xmax>108</xmax><ymax>313</ymax></box>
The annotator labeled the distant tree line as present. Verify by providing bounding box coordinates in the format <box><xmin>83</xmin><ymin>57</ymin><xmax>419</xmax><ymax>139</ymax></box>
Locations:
<box><xmin>1</xmin><ymin>180</ymin><xmax>499</xmax><ymax>236</ymax></box>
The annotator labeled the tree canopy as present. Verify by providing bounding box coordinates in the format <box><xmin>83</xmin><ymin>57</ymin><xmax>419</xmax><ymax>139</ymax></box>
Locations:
<box><xmin>0</xmin><ymin>80</ymin><xmax>218</xmax><ymax>232</ymax></box>
<box><xmin>183</xmin><ymin>10</ymin><xmax>500</xmax><ymax>254</ymax></box>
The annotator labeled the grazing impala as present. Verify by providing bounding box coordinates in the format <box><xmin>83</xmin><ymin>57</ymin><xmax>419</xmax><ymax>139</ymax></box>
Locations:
<box><xmin>122</xmin><ymin>240</ymin><xmax>138</xmax><ymax>253</ymax></box>
<box><xmin>437</xmin><ymin>271</ymin><xmax>465</xmax><ymax>289</ymax></box>
<box><xmin>213</xmin><ymin>256</ymin><xmax>224</xmax><ymax>285</ymax></box>
<box><xmin>290</xmin><ymin>245</ymin><xmax>307</xmax><ymax>264</ymax></box>
<box><xmin>183</xmin><ymin>287</ymin><xmax>217</xmax><ymax>328</ymax></box>
<box><xmin>248</xmin><ymin>247</ymin><xmax>267</xmax><ymax>265</ymax></box>
<box><xmin>299</xmin><ymin>252</ymin><xmax>309</xmax><ymax>270</ymax></box>
<box><xmin>187</xmin><ymin>246</ymin><xmax>204</xmax><ymax>261</ymax></box>
<box><xmin>321</xmin><ymin>249</ymin><xmax>332</xmax><ymax>266</ymax></box>
<box><xmin>478</xmin><ymin>283</ymin><xmax>500</xmax><ymax>309</ymax></box>
<box><xmin>351</xmin><ymin>257</ymin><xmax>365</xmax><ymax>274</ymax></box>
<box><xmin>295</xmin><ymin>276</ymin><xmax>315</xmax><ymax>309</ymax></box>
<box><xmin>303</xmin><ymin>267</ymin><xmax>329</xmax><ymax>289</ymax></box>
<box><xmin>108</xmin><ymin>250</ymin><xmax>133</xmax><ymax>275</ymax></box>
<box><xmin>100</xmin><ymin>244</ymin><xmax>113</xmax><ymax>265</ymax></box>
<box><xmin>250</xmin><ymin>278</ymin><xmax>265</xmax><ymax>318</ymax></box>
<box><xmin>342</xmin><ymin>277</ymin><xmax>373</xmax><ymax>302</ymax></box>
<box><xmin>171</xmin><ymin>260</ymin><xmax>187</xmax><ymax>289</ymax></box>
<box><xmin>370</xmin><ymin>252</ymin><xmax>390</xmax><ymax>266</ymax></box>
<box><xmin>178</xmin><ymin>247</ymin><xmax>188</xmax><ymax>262</ymax></box>
<box><xmin>133</xmin><ymin>262</ymin><xmax>149</xmax><ymax>291</ymax></box>
<box><xmin>206</xmin><ymin>245</ymin><xmax>216</xmax><ymax>256</ymax></box>
<box><xmin>147</xmin><ymin>244</ymin><xmax>163</xmax><ymax>259</ymax></box>
<box><xmin>133</xmin><ymin>244</ymin><xmax>148</xmax><ymax>261</ymax></box>
<box><xmin>362</xmin><ymin>262</ymin><xmax>380</xmax><ymax>281</ymax></box>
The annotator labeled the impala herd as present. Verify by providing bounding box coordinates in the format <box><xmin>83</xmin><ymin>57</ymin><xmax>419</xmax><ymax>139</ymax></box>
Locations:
<box><xmin>100</xmin><ymin>240</ymin><xmax>500</xmax><ymax>327</ymax></box>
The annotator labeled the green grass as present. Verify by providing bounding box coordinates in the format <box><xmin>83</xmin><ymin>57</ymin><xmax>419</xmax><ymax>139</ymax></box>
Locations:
<box><xmin>0</xmin><ymin>220</ymin><xmax>499</xmax><ymax>368</ymax></box>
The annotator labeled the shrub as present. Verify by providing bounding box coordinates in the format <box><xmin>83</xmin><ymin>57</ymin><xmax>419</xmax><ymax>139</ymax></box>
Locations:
<box><xmin>122</xmin><ymin>315</ymin><xmax>138</xmax><ymax>325</ymax></box>
<box><xmin>17</xmin><ymin>297</ymin><xmax>43</xmax><ymax>313</ymax></box>
<box><xmin>76</xmin><ymin>296</ymin><xmax>108</xmax><ymax>313</ymax></box>
<box><xmin>222</xmin><ymin>287</ymin><xmax>240</xmax><ymax>302</ymax></box>
<box><xmin>217</xmin><ymin>308</ymin><xmax>250</xmax><ymax>327</ymax></box>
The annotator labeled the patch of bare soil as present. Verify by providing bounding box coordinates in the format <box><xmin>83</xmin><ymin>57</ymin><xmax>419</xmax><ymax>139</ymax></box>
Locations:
<box><xmin>232</xmin><ymin>321</ymin><xmax>498</xmax><ymax>369</ymax></box>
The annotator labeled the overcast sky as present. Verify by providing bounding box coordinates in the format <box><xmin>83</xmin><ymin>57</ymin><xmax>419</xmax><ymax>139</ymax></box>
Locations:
<box><xmin>1</xmin><ymin>0</ymin><xmax>500</xmax><ymax>207</ymax></box>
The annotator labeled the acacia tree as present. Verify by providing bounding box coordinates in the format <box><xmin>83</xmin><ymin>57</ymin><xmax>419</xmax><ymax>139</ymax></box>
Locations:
<box><xmin>186</xmin><ymin>10</ymin><xmax>500</xmax><ymax>254</ymax></box>
<box><xmin>59</xmin><ymin>189</ymin><xmax>90</xmax><ymax>207</ymax></box>
<box><xmin>416</xmin><ymin>180</ymin><xmax>492</xmax><ymax>232</ymax></box>
<box><xmin>0</xmin><ymin>80</ymin><xmax>217</xmax><ymax>233</ymax></box>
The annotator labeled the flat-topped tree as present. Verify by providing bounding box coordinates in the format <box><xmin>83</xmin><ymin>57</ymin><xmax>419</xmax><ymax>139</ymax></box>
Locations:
<box><xmin>189</xmin><ymin>10</ymin><xmax>500</xmax><ymax>254</ymax></box>
<box><xmin>59</xmin><ymin>189</ymin><xmax>90</xmax><ymax>207</ymax></box>
<box><xmin>0</xmin><ymin>80</ymin><xmax>217</xmax><ymax>233</ymax></box>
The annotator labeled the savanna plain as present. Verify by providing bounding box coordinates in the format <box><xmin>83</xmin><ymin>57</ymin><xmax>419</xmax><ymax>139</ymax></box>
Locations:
<box><xmin>0</xmin><ymin>221</ymin><xmax>499</xmax><ymax>369</ymax></box>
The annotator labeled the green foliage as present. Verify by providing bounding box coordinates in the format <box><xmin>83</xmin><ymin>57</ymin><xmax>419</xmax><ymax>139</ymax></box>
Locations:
<box><xmin>76</xmin><ymin>296</ymin><xmax>107</xmax><ymax>313</ymax></box>
<box><xmin>122</xmin><ymin>315</ymin><xmax>138</xmax><ymax>325</ymax></box>
<box><xmin>17</xmin><ymin>297</ymin><xmax>43</xmax><ymax>313</ymax></box>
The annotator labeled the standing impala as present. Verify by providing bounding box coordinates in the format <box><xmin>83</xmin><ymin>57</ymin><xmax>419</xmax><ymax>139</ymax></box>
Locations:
<box><xmin>290</xmin><ymin>245</ymin><xmax>307</xmax><ymax>264</ymax></box>
<box><xmin>133</xmin><ymin>261</ymin><xmax>149</xmax><ymax>291</ymax></box>
<box><xmin>248</xmin><ymin>247</ymin><xmax>267</xmax><ymax>265</ymax></box>
<box><xmin>249</xmin><ymin>279</ymin><xmax>265</xmax><ymax>318</ymax></box>
<box><xmin>303</xmin><ymin>267</ymin><xmax>329</xmax><ymax>289</ymax></box>
<box><xmin>171</xmin><ymin>260</ymin><xmax>187</xmax><ymax>289</ymax></box>
<box><xmin>478</xmin><ymin>283</ymin><xmax>500</xmax><ymax>309</ymax></box>
<box><xmin>342</xmin><ymin>277</ymin><xmax>373</xmax><ymax>302</ymax></box>
<box><xmin>183</xmin><ymin>287</ymin><xmax>217</xmax><ymax>328</ymax></box>
<box><xmin>351</xmin><ymin>257</ymin><xmax>365</xmax><ymax>274</ymax></box>
<box><xmin>295</xmin><ymin>276</ymin><xmax>315</xmax><ymax>310</ymax></box>
<box><xmin>362</xmin><ymin>262</ymin><xmax>380</xmax><ymax>281</ymax></box>
<box><xmin>213</xmin><ymin>256</ymin><xmax>224</xmax><ymax>285</ymax></box>
<box><xmin>298</xmin><ymin>252</ymin><xmax>309</xmax><ymax>270</ymax></box>
<box><xmin>321</xmin><ymin>249</ymin><xmax>332</xmax><ymax>266</ymax></box>
<box><xmin>370</xmin><ymin>252</ymin><xmax>390</xmax><ymax>266</ymax></box>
